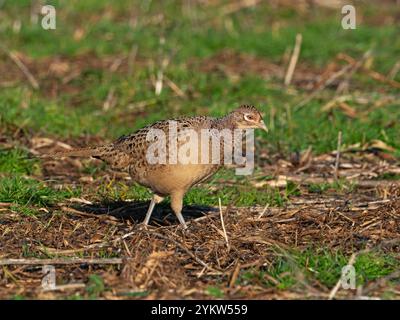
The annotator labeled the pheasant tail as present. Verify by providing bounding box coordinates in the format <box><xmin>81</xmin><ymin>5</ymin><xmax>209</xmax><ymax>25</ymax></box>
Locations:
<box><xmin>48</xmin><ymin>146</ymin><xmax>109</xmax><ymax>158</ymax></box>
<box><xmin>44</xmin><ymin>145</ymin><xmax>131</xmax><ymax>169</ymax></box>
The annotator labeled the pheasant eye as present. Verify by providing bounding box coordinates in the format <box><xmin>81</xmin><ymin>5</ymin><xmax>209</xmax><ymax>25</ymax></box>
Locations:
<box><xmin>244</xmin><ymin>114</ymin><xmax>254</xmax><ymax>121</ymax></box>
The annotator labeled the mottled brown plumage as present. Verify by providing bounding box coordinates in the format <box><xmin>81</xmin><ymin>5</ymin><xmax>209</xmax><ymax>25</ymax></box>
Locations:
<box><xmin>51</xmin><ymin>105</ymin><xmax>267</xmax><ymax>228</ymax></box>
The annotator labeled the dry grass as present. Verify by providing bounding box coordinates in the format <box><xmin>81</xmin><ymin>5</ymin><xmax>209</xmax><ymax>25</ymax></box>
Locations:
<box><xmin>1</xmin><ymin>144</ymin><xmax>399</xmax><ymax>299</ymax></box>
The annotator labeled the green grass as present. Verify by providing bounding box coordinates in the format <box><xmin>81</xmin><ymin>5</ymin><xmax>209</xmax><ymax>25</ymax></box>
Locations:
<box><xmin>0</xmin><ymin>176</ymin><xmax>80</xmax><ymax>207</ymax></box>
<box><xmin>2</xmin><ymin>2</ymin><xmax>399</xmax><ymax>69</ymax></box>
<box><xmin>66</xmin><ymin>293</ymin><xmax>84</xmax><ymax>300</ymax></box>
<box><xmin>94</xmin><ymin>181</ymin><xmax>152</xmax><ymax>203</ymax></box>
<box><xmin>0</xmin><ymin>88</ymin><xmax>108</xmax><ymax>137</ymax></box>
<box><xmin>86</xmin><ymin>274</ymin><xmax>105</xmax><ymax>298</ymax></box>
<box><xmin>0</xmin><ymin>148</ymin><xmax>39</xmax><ymax>175</ymax></box>
<box><xmin>0</xmin><ymin>1</ymin><xmax>398</xmax><ymax>211</ymax></box>
<box><xmin>206</xmin><ymin>286</ymin><xmax>224</xmax><ymax>299</ymax></box>
<box><xmin>239</xmin><ymin>248</ymin><xmax>399</xmax><ymax>290</ymax></box>
<box><xmin>308</xmin><ymin>179</ymin><xmax>355</xmax><ymax>194</ymax></box>
<box><xmin>375</xmin><ymin>173</ymin><xmax>400</xmax><ymax>180</ymax></box>
<box><xmin>9</xmin><ymin>203</ymin><xmax>39</xmax><ymax>217</ymax></box>
<box><xmin>186</xmin><ymin>180</ymin><xmax>300</xmax><ymax>207</ymax></box>
<box><xmin>91</xmin><ymin>170</ymin><xmax>300</xmax><ymax>207</ymax></box>
<box><xmin>0</xmin><ymin>1</ymin><xmax>399</xmax><ymax>156</ymax></box>
<box><xmin>117</xmin><ymin>291</ymin><xmax>150</xmax><ymax>298</ymax></box>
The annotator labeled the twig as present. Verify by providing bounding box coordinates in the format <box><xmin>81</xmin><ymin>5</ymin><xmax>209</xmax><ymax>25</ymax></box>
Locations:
<box><xmin>128</xmin><ymin>44</ymin><xmax>138</xmax><ymax>74</ymax></box>
<box><xmin>218</xmin><ymin>198</ymin><xmax>230</xmax><ymax>250</ymax></box>
<box><xmin>92</xmin><ymin>228</ymin><xmax>221</xmax><ymax>273</ymax></box>
<box><xmin>37</xmin><ymin>246</ymin><xmax>88</xmax><ymax>255</ymax></box>
<box><xmin>321</xmin><ymin>95</ymin><xmax>352</xmax><ymax>112</ymax></box>
<box><xmin>339</xmin><ymin>52</ymin><xmax>400</xmax><ymax>89</ymax></box>
<box><xmin>335</xmin><ymin>54</ymin><xmax>368</xmax><ymax>95</ymax></box>
<box><xmin>196</xmin><ymin>266</ymin><xmax>207</xmax><ymax>279</ymax></box>
<box><xmin>388</xmin><ymin>61</ymin><xmax>400</xmax><ymax>80</ymax></box>
<box><xmin>328</xmin><ymin>253</ymin><xmax>357</xmax><ymax>300</ymax></box>
<box><xmin>0</xmin><ymin>258</ymin><xmax>123</xmax><ymax>266</ymax></box>
<box><xmin>295</xmin><ymin>50</ymin><xmax>372</xmax><ymax>110</ymax></box>
<box><xmin>60</xmin><ymin>206</ymin><xmax>103</xmax><ymax>219</ymax></box>
<box><xmin>147</xmin><ymin>230</ymin><xmax>221</xmax><ymax>273</ymax></box>
<box><xmin>7</xmin><ymin>50</ymin><xmax>40</xmax><ymax>89</ymax></box>
<box><xmin>257</xmin><ymin>203</ymin><xmax>270</xmax><ymax>220</ymax></box>
<box><xmin>164</xmin><ymin>76</ymin><xmax>185</xmax><ymax>97</ymax></box>
<box><xmin>295</xmin><ymin>63</ymin><xmax>354</xmax><ymax>110</ymax></box>
<box><xmin>155</xmin><ymin>69</ymin><xmax>164</xmax><ymax>96</ymax></box>
<box><xmin>334</xmin><ymin>131</ymin><xmax>342</xmax><ymax>180</ymax></box>
<box><xmin>109</xmin><ymin>57</ymin><xmax>123</xmax><ymax>72</ymax></box>
<box><xmin>103</xmin><ymin>87</ymin><xmax>116</xmax><ymax>111</ymax></box>
<box><xmin>284</xmin><ymin>33</ymin><xmax>302</xmax><ymax>86</ymax></box>
<box><xmin>0</xmin><ymin>202</ymin><xmax>11</xmax><ymax>208</ymax></box>
<box><xmin>229</xmin><ymin>260</ymin><xmax>241</xmax><ymax>288</ymax></box>
<box><xmin>43</xmin><ymin>283</ymin><xmax>87</xmax><ymax>291</ymax></box>
<box><xmin>155</xmin><ymin>52</ymin><xmax>170</xmax><ymax>96</ymax></box>
<box><xmin>366</xmin><ymin>68</ymin><xmax>400</xmax><ymax>89</ymax></box>
<box><xmin>193</xmin><ymin>211</ymin><xmax>219</xmax><ymax>222</ymax></box>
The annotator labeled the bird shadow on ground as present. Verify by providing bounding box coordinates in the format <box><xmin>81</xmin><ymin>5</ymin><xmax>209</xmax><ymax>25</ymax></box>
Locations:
<box><xmin>73</xmin><ymin>201</ymin><xmax>218</xmax><ymax>226</ymax></box>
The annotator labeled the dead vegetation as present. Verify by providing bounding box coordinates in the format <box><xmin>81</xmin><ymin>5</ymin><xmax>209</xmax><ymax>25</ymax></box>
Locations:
<box><xmin>1</xmin><ymin>135</ymin><xmax>399</xmax><ymax>299</ymax></box>
<box><xmin>0</xmin><ymin>185</ymin><xmax>399</xmax><ymax>299</ymax></box>
<box><xmin>0</xmin><ymin>51</ymin><xmax>146</xmax><ymax>99</ymax></box>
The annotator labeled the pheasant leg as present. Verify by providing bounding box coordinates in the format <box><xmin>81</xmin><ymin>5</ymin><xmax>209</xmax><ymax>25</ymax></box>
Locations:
<box><xmin>171</xmin><ymin>192</ymin><xmax>188</xmax><ymax>229</ymax></box>
<box><xmin>143</xmin><ymin>194</ymin><xmax>164</xmax><ymax>225</ymax></box>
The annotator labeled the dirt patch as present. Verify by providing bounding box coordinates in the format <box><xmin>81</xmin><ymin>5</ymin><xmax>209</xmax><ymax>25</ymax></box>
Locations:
<box><xmin>195</xmin><ymin>48</ymin><xmax>400</xmax><ymax>94</ymax></box>
<box><xmin>195</xmin><ymin>49</ymin><xmax>329</xmax><ymax>90</ymax></box>
<box><xmin>0</xmin><ymin>51</ymin><xmax>147</xmax><ymax>99</ymax></box>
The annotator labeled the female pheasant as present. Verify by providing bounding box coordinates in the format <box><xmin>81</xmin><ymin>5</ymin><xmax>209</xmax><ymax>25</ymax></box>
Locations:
<box><xmin>51</xmin><ymin>105</ymin><xmax>267</xmax><ymax>228</ymax></box>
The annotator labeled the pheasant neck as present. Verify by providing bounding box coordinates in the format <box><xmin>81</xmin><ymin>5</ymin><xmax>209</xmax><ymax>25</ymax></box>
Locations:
<box><xmin>214</xmin><ymin>114</ymin><xmax>236</xmax><ymax>131</ymax></box>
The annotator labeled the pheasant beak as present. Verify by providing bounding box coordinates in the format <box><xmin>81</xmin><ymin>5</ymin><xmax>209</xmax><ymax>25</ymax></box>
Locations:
<box><xmin>257</xmin><ymin>120</ymin><xmax>268</xmax><ymax>133</ymax></box>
